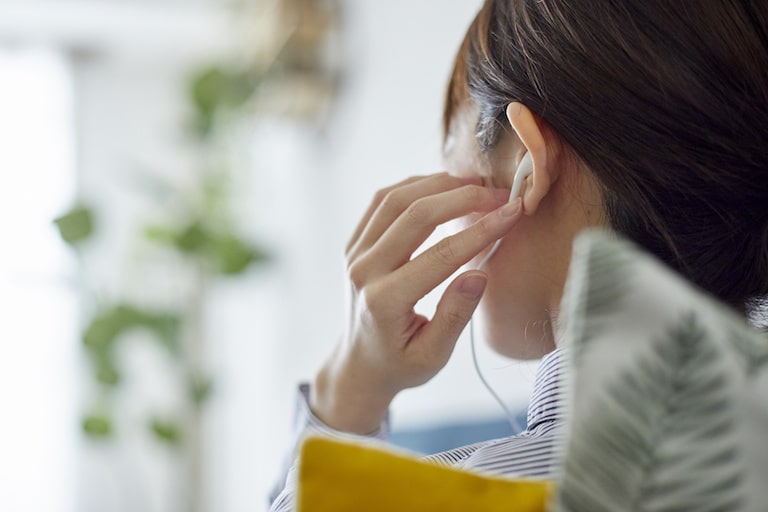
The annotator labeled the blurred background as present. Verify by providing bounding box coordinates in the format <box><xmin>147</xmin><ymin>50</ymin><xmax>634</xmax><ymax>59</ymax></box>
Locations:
<box><xmin>0</xmin><ymin>0</ymin><xmax>540</xmax><ymax>511</ymax></box>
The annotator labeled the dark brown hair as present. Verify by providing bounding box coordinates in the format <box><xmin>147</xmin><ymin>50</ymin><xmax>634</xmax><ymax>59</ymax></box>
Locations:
<box><xmin>445</xmin><ymin>0</ymin><xmax>768</xmax><ymax>313</ymax></box>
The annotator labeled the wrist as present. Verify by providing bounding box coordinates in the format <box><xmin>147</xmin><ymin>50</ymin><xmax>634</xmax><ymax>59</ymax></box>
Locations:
<box><xmin>310</xmin><ymin>360</ymin><xmax>393</xmax><ymax>435</ymax></box>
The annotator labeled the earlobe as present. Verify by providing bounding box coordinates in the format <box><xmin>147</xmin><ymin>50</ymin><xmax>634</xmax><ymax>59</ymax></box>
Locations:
<box><xmin>505</xmin><ymin>102</ymin><xmax>554</xmax><ymax>215</ymax></box>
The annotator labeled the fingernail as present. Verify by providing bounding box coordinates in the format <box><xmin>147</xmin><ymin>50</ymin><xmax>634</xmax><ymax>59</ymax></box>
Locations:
<box><xmin>460</xmin><ymin>274</ymin><xmax>487</xmax><ymax>299</ymax></box>
<box><xmin>500</xmin><ymin>198</ymin><xmax>522</xmax><ymax>217</ymax></box>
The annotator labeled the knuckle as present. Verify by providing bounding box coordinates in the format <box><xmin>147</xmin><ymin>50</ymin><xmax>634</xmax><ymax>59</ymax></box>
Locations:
<box><xmin>380</xmin><ymin>190</ymin><xmax>407</xmax><ymax>214</ymax></box>
<box><xmin>462</xmin><ymin>184</ymin><xmax>485</xmax><ymax>204</ymax></box>
<box><xmin>372</xmin><ymin>187</ymin><xmax>389</xmax><ymax>205</ymax></box>
<box><xmin>432</xmin><ymin>237</ymin><xmax>457</xmax><ymax>265</ymax></box>
<box><xmin>403</xmin><ymin>200</ymin><xmax>432</xmax><ymax>226</ymax></box>
<box><xmin>443</xmin><ymin>309</ymin><xmax>466</xmax><ymax>331</ymax></box>
<box><xmin>434</xmin><ymin>172</ymin><xmax>455</xmax><ymax>187</ymax></box>
<box><xmin>360</xmin><ymin>283</ymin><xmax>386</xmax><ymax>315</ymax></box>
<box><xmin>475</xmin><ymin>213</ymin><xmax>496</xmax><ymax>238</ymax></box>
<box><xmin>347</xmin><ymin>260</ymin><xmax>368</xmax><ymax>289</ymax></box>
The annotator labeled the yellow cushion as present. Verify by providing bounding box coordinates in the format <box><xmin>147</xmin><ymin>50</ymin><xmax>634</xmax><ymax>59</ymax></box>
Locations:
<box><xmin>297</xmin><ymin>437</ymin><xmax>553</xmax><ymax>512</ymax></box>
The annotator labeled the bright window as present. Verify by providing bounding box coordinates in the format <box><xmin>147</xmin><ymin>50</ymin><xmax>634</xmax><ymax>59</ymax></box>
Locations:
<box><xmin>0</xmin><ymin>47</ymin><xmax>76</xmax><ymax>512</ymax></box>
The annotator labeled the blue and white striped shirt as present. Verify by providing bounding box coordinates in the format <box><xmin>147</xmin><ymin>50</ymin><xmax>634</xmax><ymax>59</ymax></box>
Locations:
<box><xmin>269</xmin><ymin>349</ymin><xmax>564</xmax><ymax>511</ymax></box>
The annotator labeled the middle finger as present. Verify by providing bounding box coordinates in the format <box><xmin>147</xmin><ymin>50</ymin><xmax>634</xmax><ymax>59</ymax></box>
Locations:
<box><xmin>383</xmin><ymin>199</ymin><xmax>523</xmax><ymax>307</ymax></box>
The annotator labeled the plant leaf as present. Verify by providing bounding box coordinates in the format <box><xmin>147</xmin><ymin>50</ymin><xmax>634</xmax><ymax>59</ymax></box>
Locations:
<box><xmin>144</xmin><ymin>219</ymin><xmax>269</xmax><ymax>275</ymax></box>
<box><xmin>83</xmin><ymin>313</ymin><xmax>122</xmax><ymax>352</ymax></box>
<box><xmin>188</xmin><ymin>66</ymin><xmax>257</xmax><ymax>137</ymax></box>
<box><xmin>173</xmin><ymin>221</ymin><xmax>210</xmax><ymax>254</ymax></box>
<box><xmin>82</xmin><ymin>414</ymin><xmax>112</xmax><ymax>439</ymax></box>
<box><xmin>189</xmin><ymin>374</ymin><xmax>214</xmax><ymax>408</ymax></box>
<box><xmin>144</xmin><ymin>224</ymin><xmax>180</xmax><ymax>245</ymax></box>
<box><xmin>149</xmin><ymin>418</ymin><xmax>182</xmax><ymax>446</ymax></box>
<box><xmin>143</xmin><ymin>313</ymin><xmax>181</xmax><ymax>355</ymax></box>
<box><xmin>212</xmin><ymin>235</ymin><xmax>268</xmax><ymax>275</ymax></box>
<box><xmin>53</xmin><ymin>206</ymin><xmax>94</xmax><ymax>246</ymax></box>
<box><xmin>93</xmin><ymin>354</ymin><xmax>121</xmax><ymax>386</ymax></box>
<box><xmin>84</xmin><ymin>305</ymin><xmax>180</xmax><ymax>350</ymax></box>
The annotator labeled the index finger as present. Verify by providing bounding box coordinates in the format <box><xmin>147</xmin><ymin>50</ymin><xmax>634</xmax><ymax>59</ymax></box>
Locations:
<box><xmin>383</xmin><ymin>199</ymin><xmax>523</xmax><ymax>306</ymax></box>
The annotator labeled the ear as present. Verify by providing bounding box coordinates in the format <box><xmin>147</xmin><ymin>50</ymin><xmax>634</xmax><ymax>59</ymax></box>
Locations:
<box><xmin>505</xmin><ymin>102</ymin><xmax>556</xmax><ymax>215</ymax></box>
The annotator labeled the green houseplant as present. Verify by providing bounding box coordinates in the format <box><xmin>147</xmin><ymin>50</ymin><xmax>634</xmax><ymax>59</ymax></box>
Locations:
<box><xmin>54</xmin><ymin>1</ymin><xmax>342</xmax><ymax>510</ymax></box>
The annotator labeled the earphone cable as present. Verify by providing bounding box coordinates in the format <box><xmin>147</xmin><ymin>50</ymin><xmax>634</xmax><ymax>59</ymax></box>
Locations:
<box><xmin>469</xmin><ymin>315</ymin><xmax>524</xmax><ymax>433</ymax></box>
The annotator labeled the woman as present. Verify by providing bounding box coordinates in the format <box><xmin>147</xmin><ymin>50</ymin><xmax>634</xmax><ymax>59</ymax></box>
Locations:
<box><xmin>269</xmin><ymin>1</ymin><xmax>768</xmax><ymax>509</ymax></box>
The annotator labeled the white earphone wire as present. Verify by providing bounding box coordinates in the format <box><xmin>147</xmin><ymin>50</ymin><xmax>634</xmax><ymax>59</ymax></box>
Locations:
<box><xmin>469</xmin><ymin>316</ymin><xmax>524</xmax><ymax>433</ymax></box>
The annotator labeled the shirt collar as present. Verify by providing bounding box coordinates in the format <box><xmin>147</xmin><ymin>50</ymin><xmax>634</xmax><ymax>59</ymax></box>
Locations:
<box><xmin>526</xmin><ymin>348</ymin><xmax>564</xmax><ymax>431</ymax></box>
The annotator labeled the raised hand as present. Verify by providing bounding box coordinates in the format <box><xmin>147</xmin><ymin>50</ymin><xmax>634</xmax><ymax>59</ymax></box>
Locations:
<box><xmin>311</xmin><ymin>172</ymin><xmax>522</xmax><ymax>434</ymax></box>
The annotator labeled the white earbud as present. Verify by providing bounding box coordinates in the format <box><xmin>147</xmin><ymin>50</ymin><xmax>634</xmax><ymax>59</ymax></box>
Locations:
<box><xmin>476</xmin><ymin>152</ymin><xmax>533</xmax><ymax>269</ymax></box>
<box><xmin>509</xmin><ymin>152</ymin><xmax>534</xmax><ymax>204</ymax></box>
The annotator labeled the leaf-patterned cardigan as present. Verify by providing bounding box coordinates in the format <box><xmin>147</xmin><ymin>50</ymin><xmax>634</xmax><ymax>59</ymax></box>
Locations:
<box><xmin>553</xmin><ymin>231</ymin><xmax>768</xmax><ymax>512</ymax></box>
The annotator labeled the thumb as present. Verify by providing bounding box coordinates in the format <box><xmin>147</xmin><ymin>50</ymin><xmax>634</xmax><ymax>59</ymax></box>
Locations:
<box><xmin>413</xmin><ymin>271</ymin><xmax>487</xmax><ymax>364</ymax></box>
